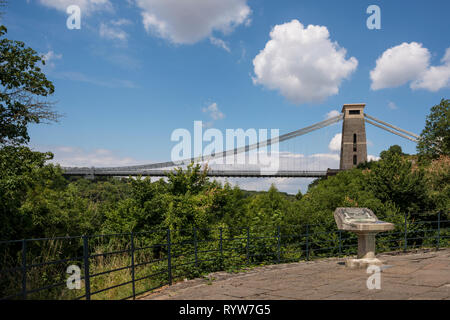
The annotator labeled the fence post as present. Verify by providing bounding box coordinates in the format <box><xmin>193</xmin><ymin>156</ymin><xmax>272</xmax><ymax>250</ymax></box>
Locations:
<box><xmin>193</xmin><ymin>227</ymin><xmax>198</xmax><ymax>268</ymax></box>
<box><xmin>246</xmin><ymin>227</ymin><xmax>250</xmax><ymax>265</ymax></box>
<box><xmin>437</xmin><ymin>211</ymin><xmax>441</xmax><ymax>250</ymax></box>
<box><xmin>82</xmin><ymin>235</ymin><xmax>91</xmax><ymax>300</ymax></box>
<box><xmin>338</xmin><ymin>230</ymin><xmax>342</xmax><ymax>257</ymax></box>
<box><xmin>130</xmin><ymin>232</ymin><xmax>136</xmax><ymax>300</ymax></box>
<box><xmin>305</xmin><ymin>225</ymin><xmax>310</xmax><ymax>261</ymax></box>
<box><xmin>404</xmin><ymin>212</ymin><xmax>408</xmax><ymax>252</ymax></box>
<box><xmin>277</xmin><ymin>226</ymin><xmax>281</xmax><ymax>264</ymax></box>
<box><xmin>167</xmin><ymin>228</ymin><xmax>172</xmax><ymax>285</ymax></box>
<box><xmin>21</xmin><ymin>239</ymin><xmax>27</xmax><ymax>300</ymax></box>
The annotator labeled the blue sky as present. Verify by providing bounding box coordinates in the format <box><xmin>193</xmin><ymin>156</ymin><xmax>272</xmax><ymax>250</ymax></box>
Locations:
<box><xmin>2</xmin><ymin>0</ymin><xmax>450</xmax><ymax>193</ymax></box>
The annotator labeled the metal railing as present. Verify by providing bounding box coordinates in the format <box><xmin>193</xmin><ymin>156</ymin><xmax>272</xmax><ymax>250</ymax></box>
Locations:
<box><xmin>0</xmin><ymin>211</ymin><xmax>448</xmax><ymax>300</ymax></box>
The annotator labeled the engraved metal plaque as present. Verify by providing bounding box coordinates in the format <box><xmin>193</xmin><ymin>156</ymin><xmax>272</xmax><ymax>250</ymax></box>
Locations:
<box><xmin>341</xmin><ymin>208</ymin><xmax>377</xmax><ymax>224</ymax></box>
<box><xmin>334</xmin><ymin>207</ymin><xmax>380</xmax><ymax>231</ymax></box>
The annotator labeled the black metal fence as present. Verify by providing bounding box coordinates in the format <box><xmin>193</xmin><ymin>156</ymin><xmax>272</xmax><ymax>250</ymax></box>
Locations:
<box><xmin>1</xmin><ymin>211</ymin><xmax>448</xmax><ymax>300</ymax></box>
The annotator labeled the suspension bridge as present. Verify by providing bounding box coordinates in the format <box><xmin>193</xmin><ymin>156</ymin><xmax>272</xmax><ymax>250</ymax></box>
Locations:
<box><xmin>62</xmin><ymin>104</ymin><xmax>419</xmax><ymax>178</ymax></box>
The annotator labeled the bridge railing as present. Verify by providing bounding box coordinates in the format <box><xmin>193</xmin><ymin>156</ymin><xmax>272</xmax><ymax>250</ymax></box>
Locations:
<box><xmin>0</xmin><ymin>211</ymin><xmax>448</xmax><ymax>300</ymax></box>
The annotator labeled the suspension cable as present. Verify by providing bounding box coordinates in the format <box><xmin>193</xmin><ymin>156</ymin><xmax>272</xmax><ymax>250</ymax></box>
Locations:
<box><xmin>365</xmin><ymin>119</ymin><xmax>418</xmax><ymax>142</ymax></box>
<box><xmin>65</xmin><ymin>114</ymin><xmax>344</xmax><ymax>173</ymax></box>
<box><xmin>365</xmin><ymin>113</ymin><xmax>420</xmax><ymax>139</ymax></box>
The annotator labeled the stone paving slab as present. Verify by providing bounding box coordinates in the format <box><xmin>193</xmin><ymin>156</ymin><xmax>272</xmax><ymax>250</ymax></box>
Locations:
<box><xmin>140</xmin><ymin>248</ymin><xmax>450</xmax><ymax>300</ymax></box>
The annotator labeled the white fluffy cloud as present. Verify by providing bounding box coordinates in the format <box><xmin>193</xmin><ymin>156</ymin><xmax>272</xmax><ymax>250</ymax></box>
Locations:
<box><xmin>370</xmin><ymin>43</ymin><xmax>450</xmax><ymax>91</ymax></box>
<box><xmin>99</xmin><ymin>21</ymin><xmax>129</xmax><ymax>41</ymax></box>
<box><xmin>38</xmin><ymin>0</ymin><xmax>112</xmax><ymax>15</ymax></box>
<box><xmin>252</xmin><ymin>20</ymin><xmax>358</xmax><ymax>105</ymax></box>
<box><xmin>411</xmin><ymin>48</ymin><xmax>450</xmax><ymax>91</ymax></box>
<box><xmin>370</xmin><ymin>42</ymin><xmax>430</xmax><ymax>90</ymax></box>
<box><xmin>41</xmin><ymin>50</ymin><xmax>62</xmax><ymax>69</ymax></box>
<box><xmin>209</xmin><ymin>36</ymin><xmax>231</xmax><ymax>52</ymax></box>
<box><xmin>387</xmin><ymin>101</ymin><xmax>398</xmax><ymax>110</ymax></box>
<box><xmin>135</xmin><ymin>0</ymin><xmax>251</xmax><ymax>44</ymax></box>
<box><xmin>325</xmin><ymin>110</ymin><xmax>341</xmax><ymax>119</ymax></box>
<box><xmin>202</xmin><ymin>102</ymin><xmax>225</xmax><ymax>120</ymax></box>
<box><xmin>42</xmin><ymin>146</ymin><xmax>143</xmax><ymax>167</ymax></box>
<box><xmin>110</xmin><ymin>18</ymin><xmax>132</xmax><ymax>27</ymax></box>
<box><xmin>328</xmin><ymin>133</ymin><xmax>341</xmax><ymax>152</ymax></box>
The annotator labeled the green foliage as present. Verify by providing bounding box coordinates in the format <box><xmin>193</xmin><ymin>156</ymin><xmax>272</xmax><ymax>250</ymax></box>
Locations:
<box><xmin>208</xmin><ymin>183</ymin><xmax>247</xmax><ymax>230</ymax></box>
<box><xmin>246</xmin><ymin>185</ymin><xmax>287</xmax><ymax>228</ymax></box>
<box><xmin>166</xmin><ymin>163</ymin><xmax>209</xmax><ymax>196</ymax></box>
<box><xmin>0</xmin><ymin>25</ymin><xmax>59</xmax><ymax>146</ymax></box>
<box><xmin>102</xmin><ymin>177</ymin><xmax>166</xmax><ymax>234</ymax></box>
<box><xmin>1</xmin><ymin>142</ymin><xmax>443</xmax><ymax>242</ymax></box>
<box><xmin>0</xmin><ymin>146</ymin><xmax>57</xmax><ymax>240</ymax></box>
<box><xmin>366</xmin><ymin>150</ymin><xmax>428</xmax><ymax>213</ymax></box>
<box><xmin>380</xmin><ymin>144</ymin><xmax>405</xmax><ymax>159</ymax></box>
<box><xmin>423</xmin><ymin>156</ymin><xmax>450</xmax><ymax>212</ymax></box>
<box><xmin>417</xmin><ymin>98</ymin><xmax>450</xmax><ymax>161</ymax></box>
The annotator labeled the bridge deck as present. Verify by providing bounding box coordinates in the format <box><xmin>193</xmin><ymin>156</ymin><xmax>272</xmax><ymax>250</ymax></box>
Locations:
<box><xmin>63</xmin><ymin>169</ymin><xmax>333</xmax><ymax>178</ymax></box>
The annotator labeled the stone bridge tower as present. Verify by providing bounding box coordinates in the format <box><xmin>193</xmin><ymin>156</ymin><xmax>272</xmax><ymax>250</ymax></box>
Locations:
<box><xmin>339</xmin><ymin>103</ymin><xmax>367</xmax><ymax>170</ymax></box>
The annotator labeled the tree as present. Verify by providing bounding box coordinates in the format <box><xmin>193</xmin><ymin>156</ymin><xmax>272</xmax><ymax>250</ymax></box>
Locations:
<box><xmin>367</xmin><ymin>150</ymin><xmax>429</xmax><ymax>213</ymax></box>
<box><xmin>0</xmin><ymin>146</ymin><xmax>56</xmax><ymax>239</ymax></box>
<box><xmin>380</xmin><ymin>145</ymin><xmax>404</xmax><ymax>160</ymax></box>
<box><xmin>423</xmin><ymin>156</ymin><xmax>450</xmax><ymax>212</ymax></box>
<box><xmin>417</xmin><ymin>98</ymin><xmax>450</xmax><ymax>161</ymax></box>
<box><xmin>246</xmin><ymin>184</ymin><xmax>287</xmax><ymax>228</ymax></box>
<box><xmin>166</xmin><ymin>163</ymin><xmax>210</xmax><ymax>196</ymax></box>
<box><xmin>0</xmin><ymin>25</ymin><xmax>60</xmax><ymax>146</ymax></box>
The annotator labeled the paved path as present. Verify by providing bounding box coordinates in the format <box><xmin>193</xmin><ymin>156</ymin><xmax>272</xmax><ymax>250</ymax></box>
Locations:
<box><xmin>140</xmin><ymin>248</ymin><xmax>450</xmax><ymax>300</ymax></box>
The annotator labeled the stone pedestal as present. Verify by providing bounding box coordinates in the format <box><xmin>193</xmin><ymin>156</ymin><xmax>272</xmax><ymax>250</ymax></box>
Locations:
<box><xmin>357</xmin><ymin>232</ymin><xmax>376</xmax><ymax>259</ymax></box>
<box><xmin>345</xmin><ymin>231</ymin><xmax>382</xmax><ymax>268</ymax></box>
<box><xmin>333</xmin><ymin>207</ymin><xmax>395</xmax><ymax>269</ymax></box>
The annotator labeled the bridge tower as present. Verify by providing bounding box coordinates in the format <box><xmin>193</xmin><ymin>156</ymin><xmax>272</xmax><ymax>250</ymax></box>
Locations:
<box><xmin>339</xmin><ymin>103</ymin><xmax>367</xmax><ymax>170</ymax></box>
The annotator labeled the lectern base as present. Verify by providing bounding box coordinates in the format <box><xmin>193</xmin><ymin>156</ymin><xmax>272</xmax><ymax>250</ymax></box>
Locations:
<box><xmin>345</xmin><ymin>257</ymin><xmax>383</xmax><ymax>269</ymax></box>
